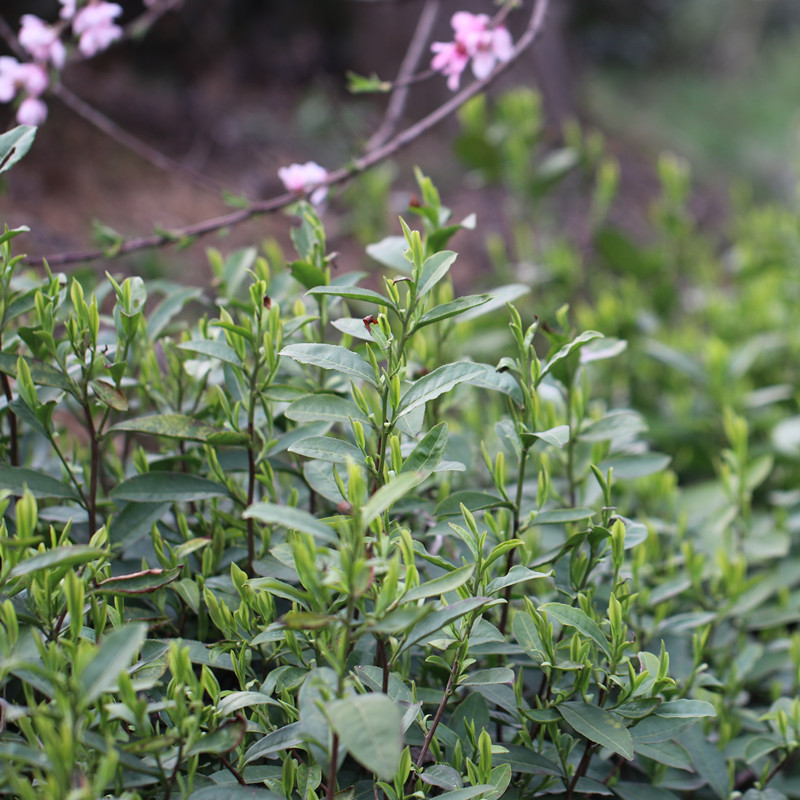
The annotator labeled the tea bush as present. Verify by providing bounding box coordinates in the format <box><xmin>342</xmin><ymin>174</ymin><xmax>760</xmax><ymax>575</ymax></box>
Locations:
<box><xmin>3</xmin><ymin>100</ymin><xmax>800</xmax><ymax>800</ymax></box>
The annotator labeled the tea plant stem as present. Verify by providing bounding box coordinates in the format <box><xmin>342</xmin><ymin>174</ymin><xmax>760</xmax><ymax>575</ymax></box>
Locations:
<box><xmin>327</xmin><ymin>734</ymin><xmax>340</xmax><ymax>800</ymax></box>
<box><xmin>499</xmin><ymin>443</ymin><xmax>531</xmax><ymax>634</ymax></box>
<box><xmin>565</xmin><ymin>740</ymin><xmax>595</xmax><ymax>800</ymax></box>
<box><xmin>82</xmin><ymin>400</ymin><xmax>99</xmax><ymax>535</ymax></box>
<box><xmin>219</xmin><ymin>754</ymin><xmax>246</xmax><ymax>786</ymax></box>
<box><xmin>0</xmin><ymin>372</ymin><xmax>18</xmax><ymax>467</ymax></box>
<box><xmin>31</xmin><ymin>0</ymin><xmax>552</xmax><ymax>268</ymax></box>
<box><xmin>415</xmin><ymin>657</ymin><xmax>458</xmax><ymax>768</ymax></box>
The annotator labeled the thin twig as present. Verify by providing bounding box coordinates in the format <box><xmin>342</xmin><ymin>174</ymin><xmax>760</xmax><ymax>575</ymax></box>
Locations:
<box><xmin>51</xmin><ymin>83</ymin><xmax>225</xmax><ymax>195</ymax></box>
<box><xmin>366</xmin><ymin>0</ymin><xmax>441</xmax><ymax>151</ymax></box>
<box><xmin>416</xmin><ymin>658</ymin><xmax>459</xmax><ymax>768</ymax></box>
<box><xmin>26</xmin><ymin>0</ymin><xmax>551</xmax><ymax>268</ymax></box>
<box><xmin>0</xmin><ymin>15</ymin><xmax>26</xmax><ymax>59</ymax></box>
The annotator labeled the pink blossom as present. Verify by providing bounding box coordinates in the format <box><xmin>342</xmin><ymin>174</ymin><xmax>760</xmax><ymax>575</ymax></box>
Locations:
<box><xmin>278</xmin><ymin>162</ymin><xmax>329</xmax><ymax>205</ymax></box>
<box><xmin>0</xmin><ymin>58</ymin><xmax>49</xmax><ymax>103</ymax></box>
<box><xmin>16</xmin><ymin>96</ymin><xmax>48</xmax><ymax>126</ymax></box>
<box><xmin>18</xmin><ymin>15</ymin><xmax>66</xmax><ymax>69</ymax></box>
<box><xmin>59</xmin><ymin>0</ymin><xmax>77</xmax><ymax>20</ymax></box>
<box><xmin>0</xmin><ymin>57</ymin><xmax>21</xmax><ymax>103</ymax></box>
<box><xmin>73</xmin><ymin>2</ymin><xmax>123</xmax><ymax>57</ymax></box>
<box><xmin>16</xmin><ymin>63</ymin><xmax>49</xmax><ymax>97</ymax></box>
<box><xmin>431</xmin><ymin>11</ymin><xmax>514</xmax><ymax>90</ymax></box>
<box><xmin>430</xmin><ymin>40</ymin><xmax>470</xmax><ymax>91</ymax></box>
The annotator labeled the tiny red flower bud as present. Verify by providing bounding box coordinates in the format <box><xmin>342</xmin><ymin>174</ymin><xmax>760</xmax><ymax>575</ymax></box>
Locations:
<box><xmin>409</xmin><ymin>194</ymin><xmax>421</xmax><ymax>208</ymax></box>
<box><xmin>263</xmin><ymin>295</ymin><xmax>272</xmax><ymax>309</ymax></box>
<box><xmin>337</xmin><ymin>500</ymin><xmax>353</xmax><ymax>515</ymax></box>
<box><xmin>363</xmin><ymin>314</ymin><xmax>378</xmax><ymax>330</ymax></box>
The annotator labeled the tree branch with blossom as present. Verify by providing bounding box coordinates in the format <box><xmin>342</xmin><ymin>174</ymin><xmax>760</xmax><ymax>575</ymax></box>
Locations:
<box><xmin>22</xmin><ymin>0</ymin><xmax>551</xmax><ymax>267</ymax></box>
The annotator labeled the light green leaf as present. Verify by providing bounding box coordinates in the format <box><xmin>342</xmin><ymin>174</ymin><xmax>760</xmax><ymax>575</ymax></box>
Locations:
<box><xmin>558</xmin><ymin>701</ymin><xmax>633</xmax><ymax>760</ymax></box>
<box><xmin>81</xmin><ymin>623</ymin><xmax>147</xmax><ymax>702</ymax></box>
<box><xmin>418</xmin><ymin>251</ymin><xmax>458</xmax><ymax>296</ymax></box>
<box><xmin>307</xmin><ymin>285</ymin><xmax>396</xmax><ymax>309</ymax></box>
<box><xmin>280</xmin><ymin>343</ymin><xmax>377</xmax><ymax>387</ymax></box>
<box><xmin>366</xmin><ymin>235</ymin><xmax>412</xmax><ymax>273</ymax></box>
<box><xmin>111</xmin><ymin>473</ymin><xmax>229</xmax><ymax>503</ymax></box>
<box><xmin>541</xmin><ymin>330</ymin><xmax>604</xmax><ymax>378</ymax></box>
<box><xmin>401</xmin><ymin>422</ymin><xmax>448</xmax><ymax>473</ymax></box>
<box><xmin>288</xmin><ymin>435</ymin><xmax>363</xmax><ymax>464</ymax></box>
<box><xmin>362</xmin><ymin>471</ymin><xmax>428</xmax><ymax>527</ymax></box>
<box><xmin>539</xmin><ymin>603</ymin><xmax>611</xmax><ymax>658</ymax></box>
<box><xmin>512</xmin><ymin>612</ymin><xmax>546</xmax><ymax>665</ymax></box>
<box><xmin>244</xmin><ymin>503</ymin><xmax>336</xmax><ymax>543</ymax></box>
<box><xmin>415</xmin><ymin>295</ymin><xmax>490</xmax><ymax>330</ymax></box>
<box><xmin>532</xmin><ymin>425</ymin><xmax>570</xmax><ymax>448</ymax></box>
<box><xmin>285</xmin><ymin>394</ymin><xmax>369</xmax><ymax>425</ymax></box>
<box><xmin>485</xmin><ymin>565</ymin><xmax>552</xmax><ymax>595</ymax></box>
<box><xmin>402</xmin><ymin>564</ymin><xmax>474</xmax><ymax>603</ymax></box>
<box><xmin>326</xmin><ymin>694</ymin><xmax>403</xmax><ymax>779</ymax></box>
<box><xmin>398</xmin><ymin>596</ymin><xmax>492</xmax><ymax>654</ymax></box>
<box><xmin>178</xmin><ymin>338</ymin><xmax>242</xmax><ymax>365</ymax></box>
<box><xmin>396</xmin><ymin>362</ymin><xmax>484</xmax><ymax>418</ymax></box>
<box><xmin>0</xmin><ymin>352</ymin><xmax>74</xmax><ymax>393</ymax></box>
<box><xmin>534</xmin><ymin>508</ymin><xmax>595</xmax><ymax>524</ymax></box>
<box><xmin>9</xmin><ymin>545</ymin><xmax>107</xmax><ymax>579</ymax></box>
<box><xmin>656</xmin><ymin>699</ymin><xmax>716</xmax><ymax>719</ymax></box>
<box><xmin>0</xmin><ymin>125</ymin><xmax>36</xmax><ymax>174</ymax></box>
<box><xmin>597</xmin><ymin>454</ymin><xmax>671</xmax><ymax>480</ymax></box>
<box><xmin>185</xmin><ymin>717</ymin><xmax>247</xmax><ymax>757</ymax></box>
<box><xmin>464</xmin><ymin>364</ymin><xmax>524</xmax><ymax>404</ymax></box>
<box><xmin>217</xmin><ymin>691</ymin><xmax>281</xmax><ymax>716</ymax></box>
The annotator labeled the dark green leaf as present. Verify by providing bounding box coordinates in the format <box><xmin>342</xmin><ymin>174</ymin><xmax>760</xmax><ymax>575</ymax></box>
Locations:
<box><xmin>81</xmin><ymin>623</ymin><xmax>147</xmax><ymax>702</ymax></box>
<box><xmin>111</xmin><ymin>473</ymin><xmax>229</xmax><ymax>503</ymax></box>
<box><xmin>308</xmin><ymin>285</ymin><xmax>396</xmax><ymax>309</ymax></box>
<box><xmin>558</xmin><ymin>701</ymin><xmax>633</xmax><ymax>760</ymax></box>
<box><xmin>288</xmin><ymin>435</ymin><xmax>362</xmax><ymax>463</ymax></box>
<box><xmin>244</xmin><ymin>502</ymin><xmax>336</xmax><ymax>543</ymax></box>
<box><xmin>91</xmin><ymin>379</ymin><xmax>128</xmax><ymax>411</ymax></box>
<box><xmin>493</xmin><ymin>744</ymin><xmax>562</xmax><ymax>776</ymax></box>
<box><xmin>90</xmin><ymin>567</ymin><xmax>183</xmax><ymax>596</ymax></box>
<box><xmin>280</xmin><ymin>343</ymin><xmax>377</xmax><ymax>387</ymax></box>
<box><xmin>244</xmin><ymin>723</ymin><xmax>303</xmax><ymax>764</ymax></box>
<box><xmin>326</xmin><ymin>694</ymin><xmax>403</xmax><ymax>779</ymax></box>
<box><xmin>539</xmin><ymin>603</ymin><xmax>611</xmax><ymax>658</ymax></box>
<box><xmin>0</xmin><ymin>465</ymin><xmax>78</xmax><ymax>499</ymax></box>
<box><xmin>109</xmin><ymin>414</ymin><xmax>240</xmax><ymax>443</ymax></box>
<box><xmin>398</xmin><ymin>597</ymin><xmax>492</xmax><ymax>654</ymax></box>
<box><xmin>185</xmin><ymin>716</ymin><xmax>246</xmax><ymax>757</ymax></box>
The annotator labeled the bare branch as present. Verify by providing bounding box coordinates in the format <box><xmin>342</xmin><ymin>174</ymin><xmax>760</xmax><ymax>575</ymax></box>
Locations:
<box><xmin>366</xmin><ymin>0</ymin><xmax>441</xmax><ymax>151</ymax></box>
<box><xmin>26</xmin><ymin>0</ymin><xmax>552</xmax><ymax>268</ymax></box>
<box><xmin>52</xmin><ymin>83</ymin><xmax>226</xmax><ymax>196</ymax></box>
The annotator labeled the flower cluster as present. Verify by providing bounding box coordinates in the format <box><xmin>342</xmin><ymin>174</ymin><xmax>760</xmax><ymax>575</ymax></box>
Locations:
<box><xmin>1</xmin><ymin>1</ymin><xmax>125</xmax><ymax>126</ymax></box>
<box><xmin>278</xmin><ymin>161</ymin><xmax>329</xmax><ymax>206</ymax></box>
<box><xmin>431</xmin><ymin>11</ymin><xmax>514</xmax><ymax>91</ymax></box>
